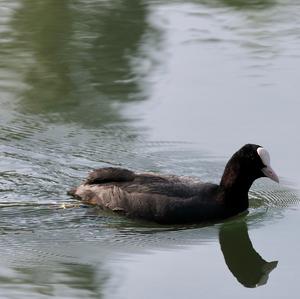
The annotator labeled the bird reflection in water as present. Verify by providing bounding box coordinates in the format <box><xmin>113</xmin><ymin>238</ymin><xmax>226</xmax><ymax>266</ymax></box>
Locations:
<box><xmin>219</xmin><ymin>220</ymin><xmax>278</xmax><ymax>288</ymax></box>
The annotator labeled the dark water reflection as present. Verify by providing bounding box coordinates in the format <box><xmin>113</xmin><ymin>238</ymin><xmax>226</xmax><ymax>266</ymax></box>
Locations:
<box><xmin>10</xmin><ymin>0</ymin><xmax>154</xmax><ymax>124</ymax></box>
<box><xmin>219</xmin><ymin>220</ymin><xmax>277</xmax><ymax>288</ymax></box>
<box><xmin>1</xmin><ymin>0</ymin><xmax>300</xmax><ymax>298</ymax></box>
<box><xmin>213</xmin><ymin>0</ymin><xmax>275</xmax><ymax>9</ymax></box>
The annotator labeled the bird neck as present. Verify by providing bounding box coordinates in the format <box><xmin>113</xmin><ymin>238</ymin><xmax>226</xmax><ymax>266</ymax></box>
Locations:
<box><xmin>219</xmin><ymin>159</ymin><xmax>255</xmax><ymax>213</ymax></box>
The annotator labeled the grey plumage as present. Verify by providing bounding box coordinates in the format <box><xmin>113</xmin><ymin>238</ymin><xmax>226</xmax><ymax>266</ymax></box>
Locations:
<box><xmin>69</xmin><ymin>168</ymin><xmax>222</xmax><ymax>223</ymax></box>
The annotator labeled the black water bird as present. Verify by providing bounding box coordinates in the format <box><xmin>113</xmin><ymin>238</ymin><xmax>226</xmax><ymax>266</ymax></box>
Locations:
<box><xmin>68</xmin><ymin>144</ymin><xmax>279</xmax><ymax>224</ymax></box>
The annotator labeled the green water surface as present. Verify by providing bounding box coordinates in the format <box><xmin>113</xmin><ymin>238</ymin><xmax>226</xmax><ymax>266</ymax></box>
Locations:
<box><xmin>1</xmin><ymin>0</ymin><xmax>300</xmax><ymax>298</ymax></box>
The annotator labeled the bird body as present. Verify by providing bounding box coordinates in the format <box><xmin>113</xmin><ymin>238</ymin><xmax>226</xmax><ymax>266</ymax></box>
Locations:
<box><xmin>68</xmin><ymin>144</ymin><xmax>279</xmax><ymax>224</ymax></box>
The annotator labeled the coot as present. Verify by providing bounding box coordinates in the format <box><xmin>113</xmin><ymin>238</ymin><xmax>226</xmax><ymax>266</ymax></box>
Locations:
<box><xmin>68</xmin><ymin>144</ymin><xmax>279</xmax><ymax>224</ymax></box>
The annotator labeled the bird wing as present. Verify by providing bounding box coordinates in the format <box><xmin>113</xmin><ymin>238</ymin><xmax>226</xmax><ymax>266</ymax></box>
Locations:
<box><xmin>84</xmin><ymin>167</ymin><xmax>135</xmax><ymax>184</ymax></box>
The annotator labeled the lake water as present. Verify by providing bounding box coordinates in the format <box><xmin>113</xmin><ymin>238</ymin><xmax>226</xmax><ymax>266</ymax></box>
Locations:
<box><xmin>1</xmin><ymin>0</ymin><xmax>300</xmax><ymax>298</ymax></box>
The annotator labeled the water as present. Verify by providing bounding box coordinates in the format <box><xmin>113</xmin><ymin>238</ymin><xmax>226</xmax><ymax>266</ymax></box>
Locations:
<box><xmin>1</xmin><ymin>0</ymin><xmax>300</xmax><ymax>298</ymax></box>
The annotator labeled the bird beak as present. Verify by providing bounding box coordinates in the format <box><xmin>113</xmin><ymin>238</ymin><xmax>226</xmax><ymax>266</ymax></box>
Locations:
<box><xmin>262</xmin><ymin>166</ymin><xmax>279</xmax><ymax>183</ymax></box>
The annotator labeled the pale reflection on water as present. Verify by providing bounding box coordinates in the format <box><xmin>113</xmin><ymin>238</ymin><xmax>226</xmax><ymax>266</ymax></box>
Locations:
<box><xmin>1</xmin><ymin>0</ymin><xmax>300</xmax><ymax>298</ymax></box>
